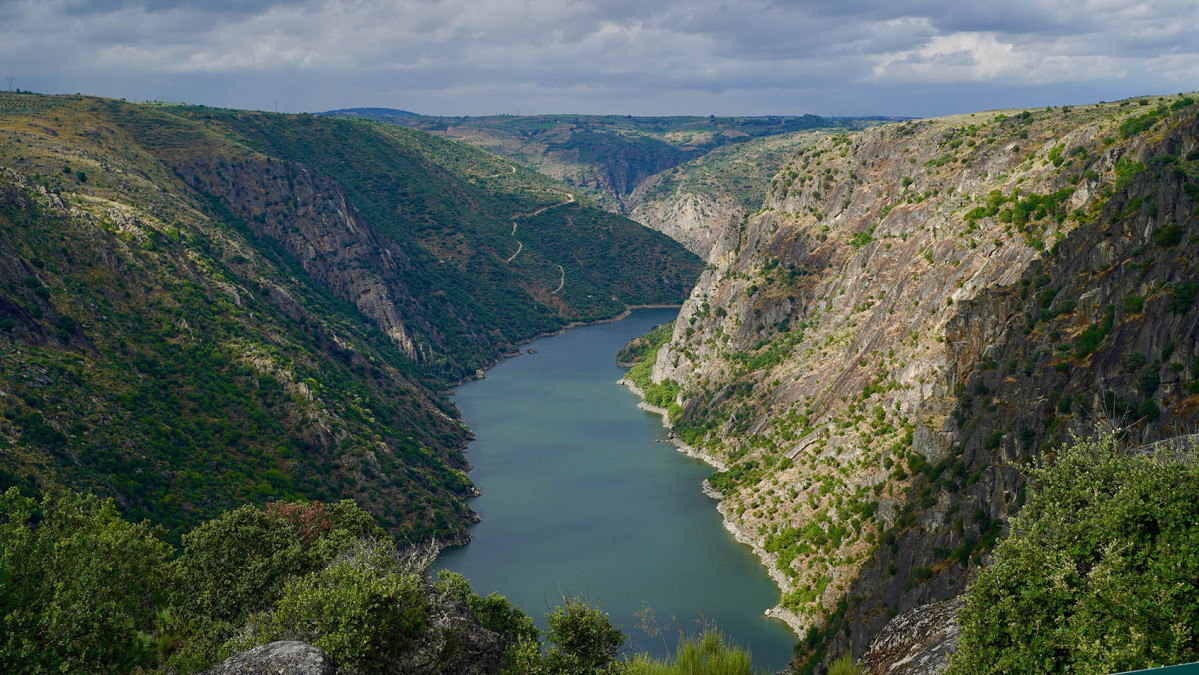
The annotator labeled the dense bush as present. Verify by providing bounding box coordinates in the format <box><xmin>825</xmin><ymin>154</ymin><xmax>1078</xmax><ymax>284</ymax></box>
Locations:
<box><xmin>231</xmin><ymin>541</ymin><xmax>428</xmax><ymax>670</ymax></box>
<box><xmin>545</xmin><ymin>594</ymin><xmax>627</xmax><ymax>674</ymax></box>
<box><xmin>0</xmin><ymin>488</ymin><xmax>172</xmax><ymax>674</ymax></box>
<box><xmin>947</xmin><ymin>433</ymin><xmax>1199</xmax><ymax>674</ymax></box>
<box><xmin>173</xmin><ymin>500</ymin><xmax>385</xmax><ymax>625</ymax></box>
<box><xmin>5</xmin><ymin>491</ymin><xmax>774</xmax><ymax>674</ymax></box>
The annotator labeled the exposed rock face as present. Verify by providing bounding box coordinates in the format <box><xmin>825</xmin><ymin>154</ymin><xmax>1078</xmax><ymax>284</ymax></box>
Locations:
<box><xmin>176</xmin><ymin>156</ymin><xmax>426</xmax><ymax>360</ymax></box>
<box><xmin>202</xmin><ymin>641</ymin><xmax>337</xmax><ymax>675</ymax></box>
<box><xmin>644</xmin><ymin>97</ymin><xmax>1199</xmax><ymax>668</ymax></box>
<box><xmin>626</xmin><ymin>131</ymin><xmax>831</xmax><ymax>260</ymax></box>
<box><xmin>629</xmin><ymin>191</ymin><xmax>742</xmax><ymax>260</ymax></box>
<box><xmin>858</xmin><ymin>598</ymin><xmax>962</xmax><ymax>675</ymax></box>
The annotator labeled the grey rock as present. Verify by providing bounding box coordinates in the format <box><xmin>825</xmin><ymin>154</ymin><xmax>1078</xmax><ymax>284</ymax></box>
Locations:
<box><xmin>394</xmin><ymin>596</ymin><xmax>505</xmax><ymax>675</ymax></box>
<box><xmin>201</xmin><ymin>641</ymin><xmax>336</xmax><ymax>675</ymax></box>
<box><xmin>858</xmin><ymin>597</ymin><xmax>963</xmax><ymax>675</ymax></box>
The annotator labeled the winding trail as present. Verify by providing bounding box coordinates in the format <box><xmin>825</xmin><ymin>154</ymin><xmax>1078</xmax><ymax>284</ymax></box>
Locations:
<box><xmin>503</xmin><ymin>191</ymin><xmax>575</xmax><ymax>281</ymax></box>
<box><xmin>550</xmin><ymin>264</ymin><xmax>565</xmax><ymax>295</ymax></box>
<box><xmin>478</xmin><ymin>163</ymin><xmax>517</xmax><ymax>179</ymax></box>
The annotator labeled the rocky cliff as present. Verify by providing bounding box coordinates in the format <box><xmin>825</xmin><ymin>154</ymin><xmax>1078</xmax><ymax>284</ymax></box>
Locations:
<box><xmin>628</xmin><ymin>190</ymin><xmax>743</xmax><ymax>260</ymax></box>
<box><xmin>628</xmin><ymin>131</ymin><xmax>833</xmax><ymax>260</ymax></box>
<box><xmin>643</xmin><ymin>95</ymin><xmax>1199</xmax><ymax>667</ymax></box>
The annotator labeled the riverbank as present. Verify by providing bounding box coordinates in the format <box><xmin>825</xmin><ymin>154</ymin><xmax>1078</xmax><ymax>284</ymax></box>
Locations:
<box><xmin>450</xmin><ymin>304</ymin><xmax>685</xmax><ymax>387</ymax></box>
<box><xmin>619</xmin><ymin>376</ymin><xmax>807</xmax><ymax>639</ymax></box>
<box><xmin>618</xmin><ymin>378</ymin><xmax>729</xmax><ymax>472</ymax></box>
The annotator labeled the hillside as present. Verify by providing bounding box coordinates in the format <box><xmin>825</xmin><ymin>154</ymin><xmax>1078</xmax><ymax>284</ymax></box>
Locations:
<box><xmin>322</xmin><ymin>111</ymin><xmax>894</xmax><ymax>212</ymax></box>
<box><xmin>0</xmin><ymin>92</ymin><xmax>701</xmax><ymax>541</ymax></box>
<box><xmin>636</xmin><ymin>94</ymin><xmax>1199</xmax><ymax>667</ymax></box>
<box><xmin>627</xmin><ymin>130</ymin><xmax>838</xmax><ymax>259</ymax></box>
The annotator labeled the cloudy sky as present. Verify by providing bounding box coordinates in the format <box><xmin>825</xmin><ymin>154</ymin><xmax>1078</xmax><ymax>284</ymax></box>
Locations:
<box><xmin>2</xmin><ymin>0</ymin><xmax>1197</xmax><ymax>117</ymax></box>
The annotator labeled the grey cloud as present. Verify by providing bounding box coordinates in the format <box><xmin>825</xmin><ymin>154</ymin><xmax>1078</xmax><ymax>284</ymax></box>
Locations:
<box><xmin>1</xmin><ymin>0</ymin><xmax>1197</xmax><ymax>116</ymax></box>
<box><xmin>48</xmin><ymin>0</ymin><xmax>313</xmax><ymax>16</ymax></box>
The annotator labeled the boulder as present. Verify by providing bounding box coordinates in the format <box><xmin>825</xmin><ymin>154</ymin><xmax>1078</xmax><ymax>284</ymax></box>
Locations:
<box><xmin>201</xmin><ymin>641</ymin><xmax>336</xmax><ymax>675</ymax></box>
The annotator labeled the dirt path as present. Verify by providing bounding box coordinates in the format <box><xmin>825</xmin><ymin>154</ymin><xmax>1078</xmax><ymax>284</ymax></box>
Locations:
<box><xmin>503</xmin><ymin>191</ymin><xmax>574</xmax><ymax>274</ymax></box>
<box><xmin>479</xmin><ymin>164</ymin><xmax>517</xmax><ymax>179</ymax></box>
<box><xmin>550</xmin><ymin>264</ymin><xmax>565</xmax><ymax>294</ymax></box>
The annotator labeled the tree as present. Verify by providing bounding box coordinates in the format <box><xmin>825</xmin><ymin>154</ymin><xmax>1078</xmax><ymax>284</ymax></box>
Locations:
<box><xmin>545</xmin><ymin>594</ymin><xmax>625</xmax><ymax>674</ymax></box>
<box><xmin>947</xmin><ymin>433</ymin><xmax>1199</xmax><ymax>674</ymax></box>
<box><xmin>232</xmin><ymin>540</ymin><xmax>428</xmax><ymax>671</ymax></box>
<box><xmin>172</xmin><ymin>499</ymin><xmax>385</xmax><ymax>624</ymax></box>
<box><xmin>0</xmin><ymin>488</ymin><xmax>171</xmax><ymax>674</ymax></box>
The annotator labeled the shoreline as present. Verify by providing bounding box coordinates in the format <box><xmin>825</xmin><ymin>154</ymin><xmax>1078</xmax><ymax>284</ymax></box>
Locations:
<box><xmin>617</xmin><ymin>377</ymin><xmax>729</xmax><ymax>472</ymax></box>
<box><xmin>618</xmin><ymin>376</ymin><xmax>806</xmax><ymax>639</ymax></box>
<box><xmin>442</xmin><ymin>305</ymin><xmax>686</xmax><ymax>550</ymax></box>
<box><xmin>446</xmin><ymin>304</ymin><xmax>684</xmax><ymax>388</ymax></box>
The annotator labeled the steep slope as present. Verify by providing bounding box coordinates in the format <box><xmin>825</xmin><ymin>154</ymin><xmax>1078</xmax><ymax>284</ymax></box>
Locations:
<box><xmin>639</xmin><ymin>95</ymin><xmax>1199</xmax><ymax>665</ymax></box>
<box><xmin>324</xmin><ymin>111</ymin><xmax>890</xmax><ymax>211</ymax></box>
<box><xmin>0</xmin><ymin>92</ymin><xmax>701</xmax><ymax>541</ymax></box>
<box><xmin>627</xmin><ymin>131</ymin><xmax>837</xmax><ymax>259</ymax></box>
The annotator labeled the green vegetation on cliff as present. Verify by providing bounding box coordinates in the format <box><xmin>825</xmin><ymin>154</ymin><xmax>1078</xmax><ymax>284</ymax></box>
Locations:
<box><xmin>621</xmin><ymin>321</ymin><xmax>682</xmax><ymax>414</ymax></box>
<box><xmin>638</xmin><ymin>92</ymin><xmax>1199</xmax><ymax>666</ymax></box>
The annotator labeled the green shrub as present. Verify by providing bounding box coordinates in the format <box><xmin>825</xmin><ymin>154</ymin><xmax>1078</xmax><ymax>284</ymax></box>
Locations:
<box><xmin>1169</xmin><ymin>282</ymin><xmax>1198</xmax><ymax>314</ymax></box>
<box><xmin>230</xmin><ymin>541</ymin><xmax>427</xmax><ymax>670</ymax></box>
<box><xmin>1072</xmin><ymin>306</ymin><xmax>1114</xmax><ymax>357</ymax></box>
<box><xmin>544</xmin><ymin>595</ymin><xmax>625</xmax><ymax>674</ymax></box>
<box><xmin>1153</xmin><ymin>223</ymin><xmax>1184</xmax><ymax>247</ymax></box>
<box><xmin>1137</xmin><ymin>399</ymin><xmax>1161</xmax><ymax>421</ymax></box>
<box><xmin>1123</xmin><ymin>294</ymin><xmax>1145</xmax><ymax>315</ymax></box>
<box><xmin>829</xmin><ymin>653</ymin><xmax>864</xmax><ymax>675</ymax></box>
<box><xmin>947</xmin><ymin>433</ymin><xmax>1199</xmax><ymax>674</ymax></box>
<box><xmin>0</xmin><ymin>488</ymin><xmax>172</xmax><ymax>674</ymax></box>
<box><xmin>172</xmin><ymin>500</ymin><xmax>385</xmax><ymax>625</ymax></box>
<box><xmin>849</xmin><ymin>227</ymin><xmax>875</xmax><ymax>249</ymax></box>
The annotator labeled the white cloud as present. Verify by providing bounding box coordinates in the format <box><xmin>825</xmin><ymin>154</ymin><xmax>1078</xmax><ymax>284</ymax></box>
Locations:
<box><xmin>0</xmin><ymin>0</ymin><xmax>1196</xmax><ymax>115</ymax></box>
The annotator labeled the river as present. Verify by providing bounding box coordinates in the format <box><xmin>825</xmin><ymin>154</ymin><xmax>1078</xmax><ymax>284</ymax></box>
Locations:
<box><xmin>436</xmin><ymin>307</ymin><xmax>797</xmax><ymax>671</ymax></box>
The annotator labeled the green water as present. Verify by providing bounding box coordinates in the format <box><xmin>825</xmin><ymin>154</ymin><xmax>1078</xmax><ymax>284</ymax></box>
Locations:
<box><xmin>436</xmin><ymin>308</ymin><xmax>797</xmax><ymax>671</ymax></box>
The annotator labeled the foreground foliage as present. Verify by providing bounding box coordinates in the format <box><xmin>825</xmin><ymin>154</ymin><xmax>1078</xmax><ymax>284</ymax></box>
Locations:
<box><xmin>623</xmin><ymin>630</ymin><xmax>759</xmax><ymax>675</ymax></box>
<box><xmin>0</xmin><ymin>489</ymin><xmax>770</xmax><ymax>674</ymax></box>
<box><xmin>948</xmin><ymin>433</ymin><xmax>1199</xmax><ymax>674</ymax></box>
<box><xmin>0</xmin><ymin>490</ymin><xmax>171</xmax><ymax>674</ymax></box>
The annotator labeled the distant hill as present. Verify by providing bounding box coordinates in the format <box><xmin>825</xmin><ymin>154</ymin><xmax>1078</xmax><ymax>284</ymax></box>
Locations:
<box><xmin>0</xmin><ymin>92</ymin><xmax>701</xmax><ymax>542</ymax></box>
<box><xmin>321</xmin><ymin>111</ymin><xmax>894</xmax><ymax>211</ymax></box>
<box><xmin>322</xmin><ymin>107</ymin><xmax>419</xmax><ymax>119</ymax></box>
<box><xmin>627</xmin><ymin>129</ymin><xmax>836</xmax><ymax>258</ymax></box>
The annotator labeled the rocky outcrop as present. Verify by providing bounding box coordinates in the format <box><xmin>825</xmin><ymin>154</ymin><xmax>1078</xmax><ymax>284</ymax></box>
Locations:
<box><xmin>397</xmin><ymin>596</ymin><xmax>505</xmax><ymax>674</ymax></box>
<box><xmin>858</xmin><ymin>598</ymin><xmax>962</xmax><ymax>675</ymax></box>
<box><xmin>176</xmin><ymin>155</ymin><xmax>427</xmax><ymax>360</ymax></box>
<box><xmin>629</xmin><ymin>191</ymin><xmax>742</xmax><ymax>260</ymax></box>
<box><xmin>643</xmin><ymin>96</ymin><xmax>1199</xmax><ymax>669</ymax></box>
<box><xmin>202</xmin><ymin>641</ymin><xmax>337</xmax><ymax>675</ymax></box>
